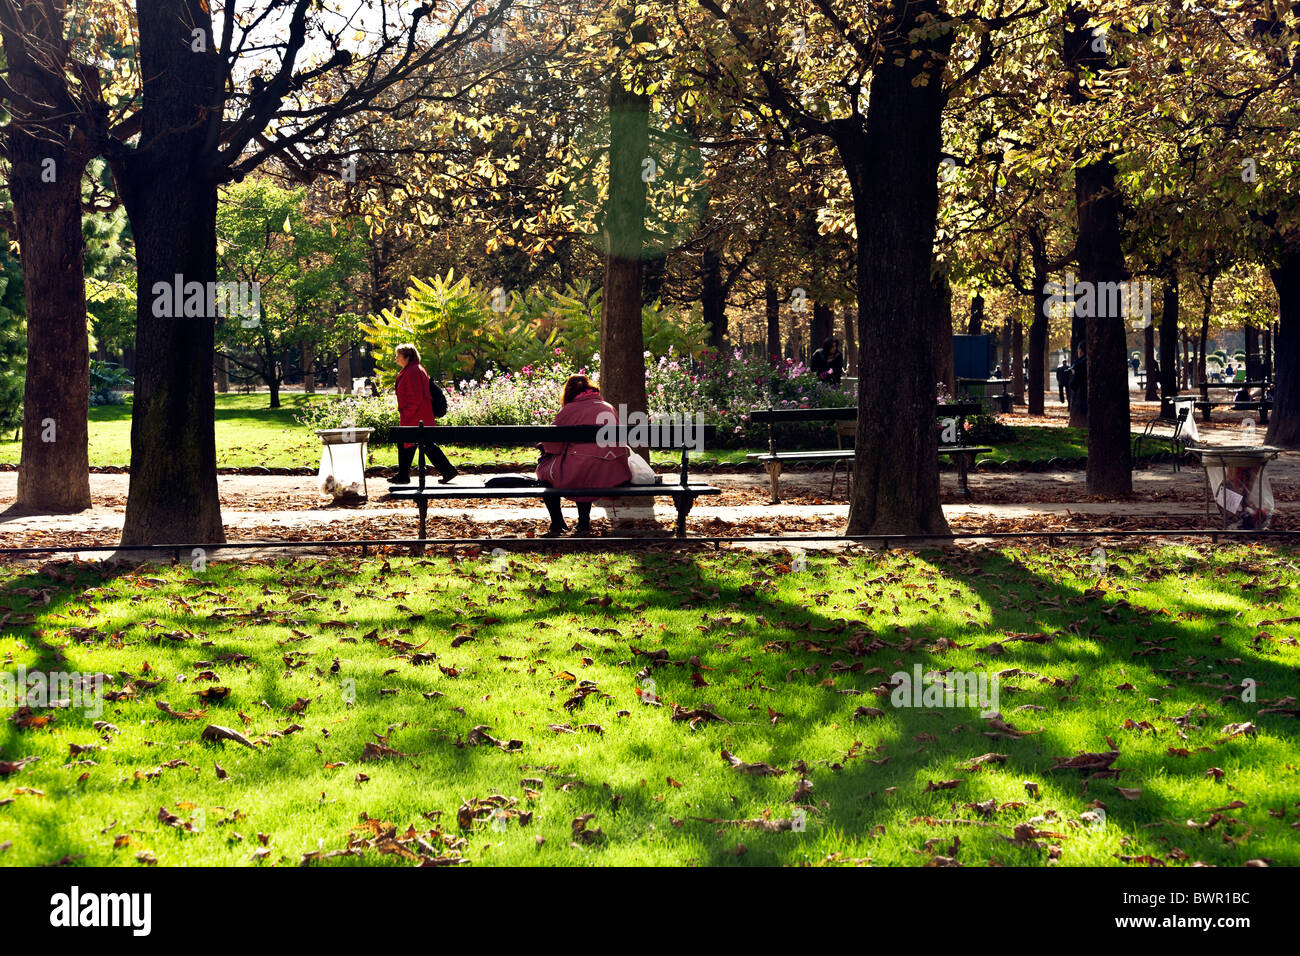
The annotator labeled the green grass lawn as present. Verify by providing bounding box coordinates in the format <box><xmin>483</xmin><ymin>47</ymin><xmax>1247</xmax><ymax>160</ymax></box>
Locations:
<box><xmin>1</xmin><ymin>545</ymin><xmax>1296</xmax><ymax>867</ymax></box>
<box><xmin>0</xmin><ymin>395</ymin><xmax>1143</xmax><ymax>472</ymax></box>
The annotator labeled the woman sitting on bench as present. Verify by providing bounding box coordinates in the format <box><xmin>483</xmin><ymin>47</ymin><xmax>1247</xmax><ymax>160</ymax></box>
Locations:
<box><xmin>536</xmin><ymin>375</ymin><xmax>632</xmax><ymax>536</ymax></box>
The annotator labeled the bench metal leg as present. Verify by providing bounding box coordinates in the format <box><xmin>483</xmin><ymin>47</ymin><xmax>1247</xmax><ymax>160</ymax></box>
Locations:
<box><xmin>764</xmin><ymin>460</ymin><xmax>783</xmax><ymax>504</ymax></box>
<box><xmin>673</xmin><ymin>495</ymin><xmax>694</xmax><ymax>537</ymax></box>
<box><xmin>412</xmin><ymin>499</ymin><xmax>427</xmax><ymax>557</ymax></box>
<box><xmin>956</xmin><ymin>453</ymin><xmax>974</xmax><ymax>496</ymax></box>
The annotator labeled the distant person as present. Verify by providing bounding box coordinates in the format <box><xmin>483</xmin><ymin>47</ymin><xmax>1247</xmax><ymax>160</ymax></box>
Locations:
<box><xmin>536</xmin><ymin>375</ymin><xmax>633</xmax><ymax>537</ymax></box>
<box><xmin>1070</xmin><ymin>343</ymin><xmax>1088</xmax><ymax>418</ymax></box>
<box><xmin>1130</xmin><ymin>355</ymin><xmax>1140</xmax><ymax>375</ymax></box>
<box><xmin>1055</xmin><ymin>359</ymin><xmax>1072</xmax><ymax>404</ymax></box>
<box><xmin>390</xmin><ymin>343</ymin><xmax>458</xmax><ymax>485</ymax></box>
<box><xmin>809</xmin><ymin>337</ymin><xmax>844</xmax><ymax>386</ymax></box>
<box><xmin>1232</xmin><ymin>385</ymin><xmax>1253</xmax><ymax>409</ymax></box>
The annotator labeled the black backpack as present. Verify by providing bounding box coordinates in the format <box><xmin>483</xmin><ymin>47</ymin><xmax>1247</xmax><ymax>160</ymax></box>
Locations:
<box><xmin>429</xmin><ymin>379</ymin><xmax>448</xmax><ymax>418</ymax></box>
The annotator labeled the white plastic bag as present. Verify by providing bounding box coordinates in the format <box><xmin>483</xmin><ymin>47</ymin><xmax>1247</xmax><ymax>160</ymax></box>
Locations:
<box><xmin>627</xmin><ymin>451</ymin><xmax>657</xmax><ymax>485</ymax></box>
<box><xmin>317</xmin><ymin>441</ymin><xmax>366</xmax><ymax>499</ymax></box>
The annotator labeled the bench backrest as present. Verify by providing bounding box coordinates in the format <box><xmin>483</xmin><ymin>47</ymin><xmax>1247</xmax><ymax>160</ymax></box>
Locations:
<box><xmin>386</xmin><ymin>423</ymin><xmax>716</xmax><ymax>448</ymax></box>
<box><xmin>748</xmin><ymin>402</ymin><xmax>981</xmax><ymax>425</ymax></box>
<box><xmin>388</xmin><ymin>421</ymin><xmax>717</xmax><ymax>486</ymax></box>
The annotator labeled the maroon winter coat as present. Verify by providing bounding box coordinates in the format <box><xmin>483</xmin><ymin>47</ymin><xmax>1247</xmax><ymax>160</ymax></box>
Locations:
<box><xmin>536</xmin><ymin>389</ymin><xmax>632</xmax><ymax>502</ymax></box>
<box><xmin>395</xmin><ymin>361</ymin><xmax>437</xmax><ymax>449</ymax></box>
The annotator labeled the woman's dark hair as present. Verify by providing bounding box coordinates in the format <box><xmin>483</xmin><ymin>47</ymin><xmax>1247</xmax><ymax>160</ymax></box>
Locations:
<box><xmin>822</xmin><ymin>337</ymin><xmax>841</xmax><ymax>354</ymax></box>
<box><xmin>396</xmin><ymin>343</ymin><xmax>420</xmax><ymax>365</ymax></box>
<box><xmin>562</xmin><ymin>374</ymin><xmax>597</xmax><ymax>406</ymax></box>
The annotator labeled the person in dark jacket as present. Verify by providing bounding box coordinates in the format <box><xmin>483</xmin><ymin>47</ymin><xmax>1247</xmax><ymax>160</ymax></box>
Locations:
<box><xmin>1069</xmin><ymin>343</ymin><xmax>1088</xmax><ymax>418</ymax></box>
<box><xmin>809</xmin><ymin>338</ymin><xmax>844</xmax><ymax>386</ymax></box>
<box><xmin>1055</xmin><ymin>360</ymin><xmax>1072</xmax><ymax>404</ymax></box>
<box><xmin>391</xmin><ymin>343</ymin><xmax>458</xmax><ymax>485</ymax></box>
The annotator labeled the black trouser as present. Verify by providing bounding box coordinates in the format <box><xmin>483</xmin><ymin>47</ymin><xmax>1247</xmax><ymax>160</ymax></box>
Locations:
<box><xmin>544</xmin><ymin>498</ymin><xmax>591</xmax><ymax>531</ymax></box>
<box><xmin>396</xmin><ymin>439</ymin><xmax>457</xmax><ymax>481</ymax></box>
<box><xmin>1058</xmin><ymin>382</ymin><xmax>1067</xmax><ymax>403</ymax></box>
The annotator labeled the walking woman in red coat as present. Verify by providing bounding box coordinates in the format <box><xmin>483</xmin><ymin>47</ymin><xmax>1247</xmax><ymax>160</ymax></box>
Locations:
<box><xmin>391</xmin><ymin>343</ymin><xmax>458</xmax><ymax>484</ymax></box>
<box><xmin>536</xmin><ymin>375</ymin><xmax>632</xmax><ymax>536</ymax></box>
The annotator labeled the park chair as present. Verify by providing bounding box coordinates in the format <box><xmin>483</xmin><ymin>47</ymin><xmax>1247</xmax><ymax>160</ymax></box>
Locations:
<box><xmin>1133</xmin><ymin>400</ymin><xmax>1194</xmax><ymax>471</ymax></box>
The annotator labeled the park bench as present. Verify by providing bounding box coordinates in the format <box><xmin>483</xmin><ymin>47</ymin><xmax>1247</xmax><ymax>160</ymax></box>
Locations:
<box><xmin>1192</xmin><ymin>381</ymin><xmax>1271</xmax><ymax>423</ymax></box>
<box><xmin>958</xmin><ymin>377</ymin><xmax>1013</xmax><ymax>414</ymax></box>
<box><xmin>744</xmin><ymin>404</ymin><xmax>991</xmax><ymax>502</ymax></box>
<box><xmin>1132</xmin><ymin>401</ymin><xmax>1195</xmax><ymax>472</ymax></box>
<box><xmin>381</xmin><ymin>423</ymin><xmax>720</xmax><ymax>549</ymax></box>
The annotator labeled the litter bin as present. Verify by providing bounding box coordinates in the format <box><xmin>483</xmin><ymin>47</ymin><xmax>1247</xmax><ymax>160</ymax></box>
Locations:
<box><xmin>315</xmin><ymin>428</ymin><xmax>373</xmax><ymax>501</ymax></box>
<box><xmin>1190</xmin><ymin>445</ymin><xmax>1280</xmax><ymax>530</ymax></box>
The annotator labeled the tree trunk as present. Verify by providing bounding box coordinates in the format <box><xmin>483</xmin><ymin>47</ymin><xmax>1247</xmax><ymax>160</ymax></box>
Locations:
<box><xmin>843</xmin><ymin>306</ymin><xmax>858</xmax><ymax>378</ymax></box>
<box><xmin>215</xmin><ymin>351</ymin><xmax>229</xmax><ymax>393</ymax></box>
<box><xmin>935</xmin><ymin>275</ymin><xmax>955</xmax><ymax>395</ymax></box>
<box><xmin>338</xmin><ymin>345</ymin><xmax>352</xmax><ymax>394</ymax></box>
<box><xmin>765</xmin><ymin>280</ymin><xmax>780</xmax><ymax>364</ymax></box>
<box><xmin>1012</xmin><ymin>317</ymin><xmax>1024</xmax><ymax>404</ymax></box>
<box><xmin>1028</xmin><ymin>259</ymin><xmax>1049</xmax><ymax>416</ymax></box>
<box><xmin>113</xmin><ymin>0</ymin><xmax>225</xmax><ymax>546</ymax></box>
<box><xmin>842</xmin><ymin>0</ymin><xmax>953</xmax><ymax>536</ymax></box>
<box><xmin>1265</xmin><ymin>248</ymin><xmax>1300</xmax><ymax>447</ymax></box>
<box><xmin>3</xmin><ymin>0</ymin><xmax>92</xmax><ymax>513</ymax></box>
<box><xmin>1197</xmin><ymin>275</ymin><xmax>1214</xmax><ymax>388</ymax></box>
<box><xmin>1158</xmin><ymin>301</ymin><xmax>1173</xmax><ymax>404</ymax></box>
<box><xmin>599</xmin><ymin>70</ymin><xmax>650</xmax><ymax>432</ymax></box>
<box><xmin>1143</xmin><ymin>322</ymin><xmax>1157</xmax><ymax>400</ymax></box>
<box><xmin>968</xmin><ymin>294</ymin><xmax>983</xmax><ymax>336</ymax></box>
<box><xmin>1074</xmin><ymin>159</ymin><xmax>1132</xmax><ymax>495</ymax></box>
<box><xmin>301</xmin><ymin>340</ymin><xmax>315</xmax><ymax>394</ymax></box>
<box><xmin>1263</xmin><ymin>325</ymin><xmax>1273</xmax><ymax>382</ymax></box>
<box><xmin>811</xmin><ymin>300</ymin><xmax>834</xmax><ymax>353</ymax></box>
<box><xmin>702</xmin><ymin>245</ymin><xmax>726</xmax><ymax>349</ymax></box>
<box><xmin>1069</xmin><ymin>312</ymin><xmax>1088</xmax><ymax>427</ymax></box>
<box><xmin>1244</xmin><ymin>323</ymin><xmax>1259</xmax><ymax>381</ymax></box>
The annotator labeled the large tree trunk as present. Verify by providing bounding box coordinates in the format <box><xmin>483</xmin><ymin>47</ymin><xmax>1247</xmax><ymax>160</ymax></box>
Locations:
<box><xmin>600</xmin><ymin>70</ymin><xmax>650</xmax><ymax>430</ymax></box>
<box><xmin>765</xmin><ymin>280</ymin><xmax>780</xmax><ymax>364</ymax></box>
<box><xmin>1265</xmin><ymin>248</ymin><xmax>1300</xmax><ymax>448</ymax></box>
<box><xmin>1075</xmin><ymin>160</ymin><xmax>1132</xmax><ymax>495</ymax></box>
<box><xmin>842</xmin><ymin>0</ymin><xmax>953</xmax><ymax>536</ymax></box>
<box><xmin>702</xmin><ymin>245</ymin><xmax>726</xmax><ymax>349</ymax></box>
<box><xmin>1066</xmin><ymin>7</ymin><xmax>1130</xmax><ymax>495</ymax></box>
<box><xmin>114</xmin><ymin>0</ymin><xmax>225</xmax><ymax>545</ymax></box>
<box><xmin>2</xmin><ymin>0</ymin><xmax>92</xmax><ymax>513</ymax></box>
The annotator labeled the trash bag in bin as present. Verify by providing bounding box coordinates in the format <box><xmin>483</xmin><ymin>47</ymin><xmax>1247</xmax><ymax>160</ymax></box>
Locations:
<box><xmin>315</xmin><ymin>428</ymin><xmax>372</xmax><ymax>500</ymax></box>
<box><xmin>1205</xmin><ymin>461</ymin><xmax>1274</xmax><ymax>529</ymax></box>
